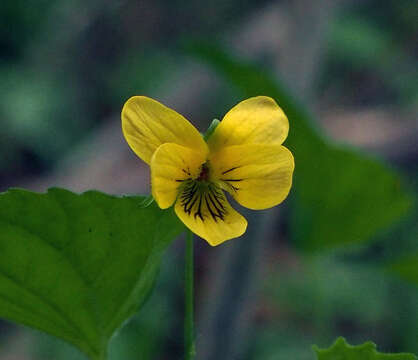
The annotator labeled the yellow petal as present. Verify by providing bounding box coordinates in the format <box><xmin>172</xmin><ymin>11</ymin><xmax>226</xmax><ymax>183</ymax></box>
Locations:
<box><xmin>174</xmin><ymin>184</ymin><xmax>247</xmax><ymax>246</ymax></box>
<box><xmin>151</xmin><ymin>143</ymin><xmax>207</xmax><ymax>209</ymax></box>
<box><xmin>207</xmin><ymin>96</ymin><xmax>289</xmax><ymax>153</ymax></box>
<box><xmin>122</xmin><ymin>96</ymin><xmax>208</xmax><ymax>164</ymax></box>
<box><xmin>210</xmin><ymin>144</ymin><xmax>294</xmax><ymax>210</ymax></box>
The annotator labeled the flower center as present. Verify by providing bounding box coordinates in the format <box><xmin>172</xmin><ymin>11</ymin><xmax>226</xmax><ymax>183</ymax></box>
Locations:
<box><xmin>179</xmin><ymin>176</ymin><xmax>227</xmax><ymax>223</ymax></box>
<box><xmin>197</xmin><ymin>162</ymin><xmax>210</xmax><ymax>182</ymax></box>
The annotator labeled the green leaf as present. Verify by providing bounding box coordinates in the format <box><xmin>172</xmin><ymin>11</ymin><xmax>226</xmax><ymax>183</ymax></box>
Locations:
<box><xmin>188</xmin><ymin>42</ymin><xmax>412</xmax><ymax>252</ymax></box>
<box><xmin>313</xmin><ymin>337</ymin><xmax>417</xmax><ymax>359</ymax></box>
<box><xmin>0</xmin><ymin>188</ymin><xmax>183</xmax><ymax>360</ymax></box>
<box><xmin>388</xmin><ymin>254</ymin><xmax>418</xmax><ymax>285</ymax></box>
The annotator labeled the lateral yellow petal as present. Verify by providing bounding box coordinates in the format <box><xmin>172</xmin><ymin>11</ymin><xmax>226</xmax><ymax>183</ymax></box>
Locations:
<box><xmin>210</xmin><ymin>144</ymin><xmax>294</xmax><ymax>210</ymax></box>
<box><xmin>151</xmin><ymin>143</ymin><xmax>207</xmax><ymax>209</ymax></box>
<box><xmin>174</xmin><ymin>184</ymin><xmax>247</xmax><ymax>246</ymax></box>
<box><xmin>122</xmin><ymin>96</ymin><xmax>208</xmax><ymax>164</ymax></box>
<box><xmin>207</xmin><ymin>96</ymin><xmax>289</xmax><ymax>153</ymax></box>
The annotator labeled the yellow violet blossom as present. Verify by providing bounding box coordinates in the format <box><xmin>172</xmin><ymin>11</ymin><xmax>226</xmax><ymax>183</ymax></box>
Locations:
<box><xmin>122</xmin><ymin>96</ymin><xmax>294</xmax><ymax>246</ymax></box>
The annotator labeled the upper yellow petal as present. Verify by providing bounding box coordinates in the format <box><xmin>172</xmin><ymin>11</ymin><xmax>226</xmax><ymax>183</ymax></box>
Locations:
<box><xmin>207</xmin><ymin>96</ymin><xmax>289</xmax><ymax>154</ymax></box>
<box><xmin>210</xmin><ymin>144</ymin><xmax>294</xmax><ymax>210</ymax></box>
<box><xmin>151</xmin><ymin>143</ymin><xmax>207</xmax><ymax>209</ymax></box>
<box><xmin>174</xmin><ymin>183</ymin><xmax>247</xmax><ymax>246</ymax></box>
<box><xmin>122</xmin><ymin>96</ymin><xmax>208</xmax><ymax>164</ymax></box>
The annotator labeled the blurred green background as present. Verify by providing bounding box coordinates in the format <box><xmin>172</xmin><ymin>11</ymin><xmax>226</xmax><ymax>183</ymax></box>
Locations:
<box><xmin>0</xmin><ymin>0</ymin><xmax>417</xmax><ymax>359</ymax></box>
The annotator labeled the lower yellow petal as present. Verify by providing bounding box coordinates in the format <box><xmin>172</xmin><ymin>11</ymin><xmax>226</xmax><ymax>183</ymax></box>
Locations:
<box><xmin>210</xmin><ymin>144</ymin><xmax>294</xmax><ymax>210</ymax></box>
<box><xmin>174</xmin><ymin>183</ymin><xmax>247</xmax><ymax>246</ymax></box>
<box><xmin>151</xmin><ymin>143</ymin><xmax>207</xmax><ymax>209</ymax></box>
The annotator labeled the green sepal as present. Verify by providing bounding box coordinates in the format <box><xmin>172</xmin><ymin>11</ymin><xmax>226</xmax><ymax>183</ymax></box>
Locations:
<box><xmin>203</xmin><ymin>119</ymin><xmax>220</xmax><ymax>141</ymax></box>
<box><xmin>138</xmin><ymin>194</ymin><xmax>155</xmax><ymax>208</ymax></box>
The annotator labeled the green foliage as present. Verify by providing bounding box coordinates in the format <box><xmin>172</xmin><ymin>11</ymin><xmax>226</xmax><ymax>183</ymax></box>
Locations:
<box><xmin>388</xmin><ymin>254</ymin><xmax>418</xmax><ymax>285</ymax></box>
<box><xmin>313</xmin><ymin>337</ymin><xmax>417</xmax><ymax>359</ymax></box>
<box><xmin>326</xmin><ymin>8</ymin><xmax>418</xmax><ymax>105</ymax></box>
<box><xmin>0</xmin><ymin>188</ymin><xmax>183</xmax><ymax>360</ymax></box>
<box><xmin>383</xmin><ymin>188</ymin><xmax>418</xmax><ymax>287</ymax></box>
<box><xmin>188</xmin><ymin>42</ymin><xmax>412</xmax><ymax>252</ymax></box>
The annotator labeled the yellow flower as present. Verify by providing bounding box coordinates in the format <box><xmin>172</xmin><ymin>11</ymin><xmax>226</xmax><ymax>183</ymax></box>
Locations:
<box><xmin>122</xmin><ymin>96</ymin><xmax>294</xmax><ymax>246</ymax></box>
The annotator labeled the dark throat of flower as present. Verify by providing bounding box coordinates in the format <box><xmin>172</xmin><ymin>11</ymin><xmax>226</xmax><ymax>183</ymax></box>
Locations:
<box><xmin>178</xmin><ymin>162</ymin><xmax>227</xmax><ymax>222</ymax></box>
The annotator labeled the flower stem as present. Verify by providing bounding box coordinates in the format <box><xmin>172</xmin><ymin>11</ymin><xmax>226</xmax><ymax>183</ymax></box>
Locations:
<box><xmin>185</xmin><ymin>230</ymin><xmax>196</xmax><ymax>360</ymax></box>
